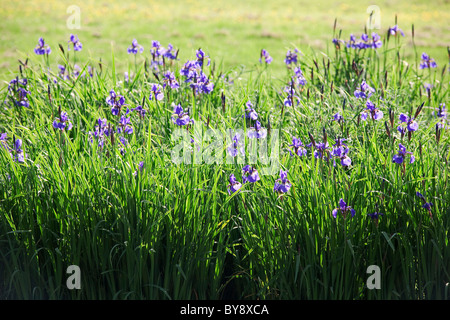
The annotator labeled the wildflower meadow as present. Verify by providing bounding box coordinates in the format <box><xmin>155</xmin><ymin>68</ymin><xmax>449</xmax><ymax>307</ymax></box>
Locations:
<box><xmin>0</xmin><ymin>1</ymin><xmax>449</xmax><ymax>303</ymax></box>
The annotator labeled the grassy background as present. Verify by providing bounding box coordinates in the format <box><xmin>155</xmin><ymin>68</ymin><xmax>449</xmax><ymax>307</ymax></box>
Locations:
<box><xmin>1</xmin><ymin>0</ymin><xmax>449</xmax><ymax>83</ymax></box>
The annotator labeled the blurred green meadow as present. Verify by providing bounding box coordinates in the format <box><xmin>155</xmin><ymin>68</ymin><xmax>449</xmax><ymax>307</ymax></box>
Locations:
<box><xmin>1</xmin><ymin>0</ymin><xmax>449</xmax><ymax>83</ymax></box>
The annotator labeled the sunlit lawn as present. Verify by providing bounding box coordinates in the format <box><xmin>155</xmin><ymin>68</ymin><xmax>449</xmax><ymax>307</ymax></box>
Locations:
<box><xmin>1</xmin><ymin>0</ymin><xmax>449</xmax><ymax>83</ymax></box>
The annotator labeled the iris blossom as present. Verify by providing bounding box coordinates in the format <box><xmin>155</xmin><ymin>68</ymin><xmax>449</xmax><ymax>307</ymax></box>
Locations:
<box><xmin>332</xmin><ymin>198</ymin><xmax>356</xmax><ymax>219</ymax></box>
<box><xmin>106</xmin><ymin>90</ymin><xmax>126</xmax><ymax>116</ymax></box>
<box><xmin>127</xmin><ymin>39</ymin><xmax>144</xmax><ymax>54</ymax></box>
<box><xmin>331</xmin><ymin>138</ymin><xmax>351</xmax><ymax>167</ymax></box>
<box><xmin>361</xmin><ymin>100</ymin><xmax>383</xmax><ymax>121</ymax></box>
<box><xmin>397</xmin><ymin>113</ymin><xmax>418</xmax><ymax>134</ymax></box>
<box><xmin>389</xmin><ymin>25</ymin><xmax>405</xmax><ymax>37</ymax></box>
<box><xmin>68</xmin><ymin>34</ymin><xmax>82</xmax><ymax>51</ymax></box>
<box><xmin>259</xmin><ymin>49</ymin><xmax>273</xmax><ymax>64</ymax></box>
<box><xmin>149</xmin><ymin>83</ymin><xmax>164</xmax><ymax>101</ymax></box>
<box><xmin>419</xmin><ymin>53</ymin><xmax>437</xmax><ymax>69</ymax></box>
<box><xmin>274</xmin><ymin>169</ymin><xmax>291</xmax><ymax>194</ymax></box>
<box><xmin>288</xmin><ymin>136</ymin><xmax>307</xmax><ymax>157</ymax></box>
<box><xmin>242</xmin><ymin>165</ymin><xmax>260</xmax><ymax>183</ymax></box>
<box><xmin>227</xmin><ymin>174</ymin><xmax>242</xmax><ymax>195</ymax></box>
<box><xmin>354</xmin><ymin>81</ymin><xmax>375</xmax><ymax>99</ymax></box>
<box><xmin>34</xmin><ymin>37</ymin><xmax>51</xmax><ymax>55</ymax></box>
<box><xmin>416</xmin><ymin>192</ymin><xmax>433</xmax><ymax>218</ymax></box>
<box><xmin>227</xmin><ymin>133</ymin><xmax>245</xmax><ymax>157</ymax></box>
<box><xmin>171</xmin><ymin>104</ymin><xmax>191</xmax><ymax>126</ymax></box>
<box><xmin>247</xmin><ymin>121</ymin><xmax>267</xmax><ymax>139</ymax></box>
<box><xmin>244</xmin><ymin>101</ymin><xmax>258</xmax><ymax>121</ymax></box>
<box><xmin>392</xmin><ymin>143</ymin><xmax>415</xmax><ymax>164</ymax></box>
<box><xmin>53</xmin><ymin>111</ymin><xmax>73</xmax><ymax>131</ymax></box>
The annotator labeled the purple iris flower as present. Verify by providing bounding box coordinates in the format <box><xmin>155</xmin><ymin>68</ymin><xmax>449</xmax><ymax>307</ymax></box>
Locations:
<box><xmin>149</xmin><ymin>83</ymin><xmax>164</xmax><ymax>101</ymax></box>
<box><xmin>370</xmin><ymin>33</ymin><xmax>382</xmax><ymax>48</ymax></box>
<box><xmin>244</xmin><ymin>101</ymin><xmax>258</xmax><ymax>120</ymax></box>
<box><xmin>131</xmin><ymin>105</ymin><xmax>147</xmax><ymax>119</ymax></box>
<box><xmin>435</xmin><ymin>103</ymin><xmax>448</xmax><ymax>129</ymax></box>
<box><xmin>398</xmin><ymin>113</ymin><xmax>419</xmax><ymax>132</ymax></box>
<box><xmin>58</xmin><ymin>65</ymin><xmax>69</xmax><ymax>80</ymax></box>
<box><xmin>12</xmin><ymin>138</ymin><xmax>24</xmax><ymax>163</ymax></box>
<box><xmin>150</xmin><ymin>40</ymin><xmax>164</xmax><ymax>58</ymax></box>
<box><xmin>190</xmin><ymin>71</ymin><xmax>214</xmax><ymax>95</ymax></box>
<box><xmin>283</xmin><ymin>85</ymin><xmax>300</xmax><ymax>107</ymax></box>
<box><xmin>292</xmin><ymin>67</ymin><xmax>307</xmax><ymax>86</ymax></box>
<box><xmin>163</xmin><ymin>43</ymin><xmax>177</xmax><ymax>60</ymax></box>
<box><xmin>171</xmin><ymin>104</ymin><xmax>191</xmax><ymax>126</ymax></box>
<box><xmin>227</xmin><ymin>173</ymin><xmax>242</xmax><ymax>195</ymax></box>
<box><xmin>332</xmin><ymin>38</ymin><xmax>344</xmax><ymax>49</ymax></box>
<box><xmin>0</xmin><ymin>132</ymin><xmax>8</xmax><ymax>150</ymax></box>
<box><xmin>15</xmin><ymin>88</ymin><xmax>30</xmax><ymax>108</ymax></box>
<box><xmin>117</xmin><ymin>116</ymin><xmax>133</xmax><ymax>135</ymax></box>
<box><xmin>346</xmin><ymin>33</ymin><xmax>382</xmax><ymax>49</ymax></box>
<box><xmin>307</xmin><ymin>140</ymin><xmax>330</xmax><ymax>160</ymax></box>
<box><xmin>367</xmin><ymin>211</ymin><xmax>384</xmax><ymax>226</ymax></box>
<box><xmin>227</xmin><ymin>133</ymin><xmax>245</xmax><ymax>157</ymax></box>
<box><xmin>416</xmin><ymin>192</ymin><xmax>433</xmax><ymax>218</ymax></box>
<box><xmin>8</xmin><ymin>77</ymin><xmax>30</xmax><ymax>108</ymax></box>
<box><xmin>88</xmin><ymin>118</ymin><xmax>110</xmax><ymax>149</ymax></box>
<box><xmin>392</xmin><ymin>143</ymin><xmax>415</xmax><ymax>164</ymax></box>
<box><xmin>419</xmin><ymin>53</ymin><xmax>437</xmax><ymax>69</ymax></box>
<box><xmin>332</xmin><ymin>198</ymin><xmax>356</xmax><ymax>219</ymax></box>
<box><xmin>361</xmin><ymin>100</ymin><xmax>383</xmax><ymax>121</ymax></box>
<box><xmin>247</xmin><ymin>121</ymin><xmax>267</xmax><ymax>139</ymax></box>
<box><xmin>242</xmin><ymin>165</ymin><xmax>260</xmax><ymax>183</ymax></box>
<box><xmin>68</xmin><ymin>34</ymin><xmax>82</xmax><ymax>51</ymax></box>
<box><xmin>331</xmin><ymin>138</ymin><xmax>351</xmax><ymax>167</ymax></box>
<box><xmin>333</xmin><ymin>112</ymin><xmax>344</xmax><ymax>122</ymax></box>
<box><xmin>289</xmin><ymin>136</ymin><xmax>307</xmax><ymax>157</ymax></box>
<box><xmin>106</xmin><ymin>90</ymin><xmax>126</xmax><ymax>116</ymax></box>
<box><xmin>127</xmin><ymin>39</ymin><xmax>144</xmax><ymax>54</ymax></box>
<box><xmin>389</xmin><ymin>25</ymin><xmax>405</xmax><ymax>37</ymax></box>
<box><xmin>274</xmin><ymin>169</ymin><xmax>291</xmax><ymax>194</ymax></box>
<box><xmin>134</xmin><ymin>161</ymin><xmax>145</xmax><ymax>177</ymax></box>
<box><xmin>259</xmin><ymin>49</ymin><xmax>273</xmax><ymax>64</ymax></box>
<box><xmin>284</xmin><ymin>48</ymin><xmax>299</xmax><ymax>65</ymax></box>
<box><xmin>163</xmin><ymin>71</ymin><xmax>180</xmax><ymax>90</ymax></box>
<box><xmin>72</xmin><ymin>64</ymin><xmax>85</xmax><ymax>79</ymax></box>
<box><xmin>181</xmin><ymin>60</ymin><xmax>200</xmax><ymax>80</ymax></box>
<box><xmin>53</xmin><ymin>111</ymin><xmax>73</xmax><ymax>131</ymax></box>
<box><xmin>34</xmin><ymin>37</ymin><xmax>51</xmax><ymax>55</ymax></box>
<box><xmin>196</xmin><ymin>48</ymin><xmax>210</xmax><ymax>67</ymax></box>
<box><xmin>354</xmin><ymin>81</ymin><xmax>375</xmax><ymax>99</ymax></box>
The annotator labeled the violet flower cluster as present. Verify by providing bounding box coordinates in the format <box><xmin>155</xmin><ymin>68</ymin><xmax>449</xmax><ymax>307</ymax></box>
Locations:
<box><xmin>8</xmin><ymin>77</ymin><xmax>30</xmax><ymax>108</ymax></box>
<box><xmin>180</xmin><ymin>53</ymin><xmax>214</xmax><ymax>95</ymax></box>
<box><xmin>345</xmin><ymin>33</ymin><xmax>382</xmax><ymax>49</ymax></box>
